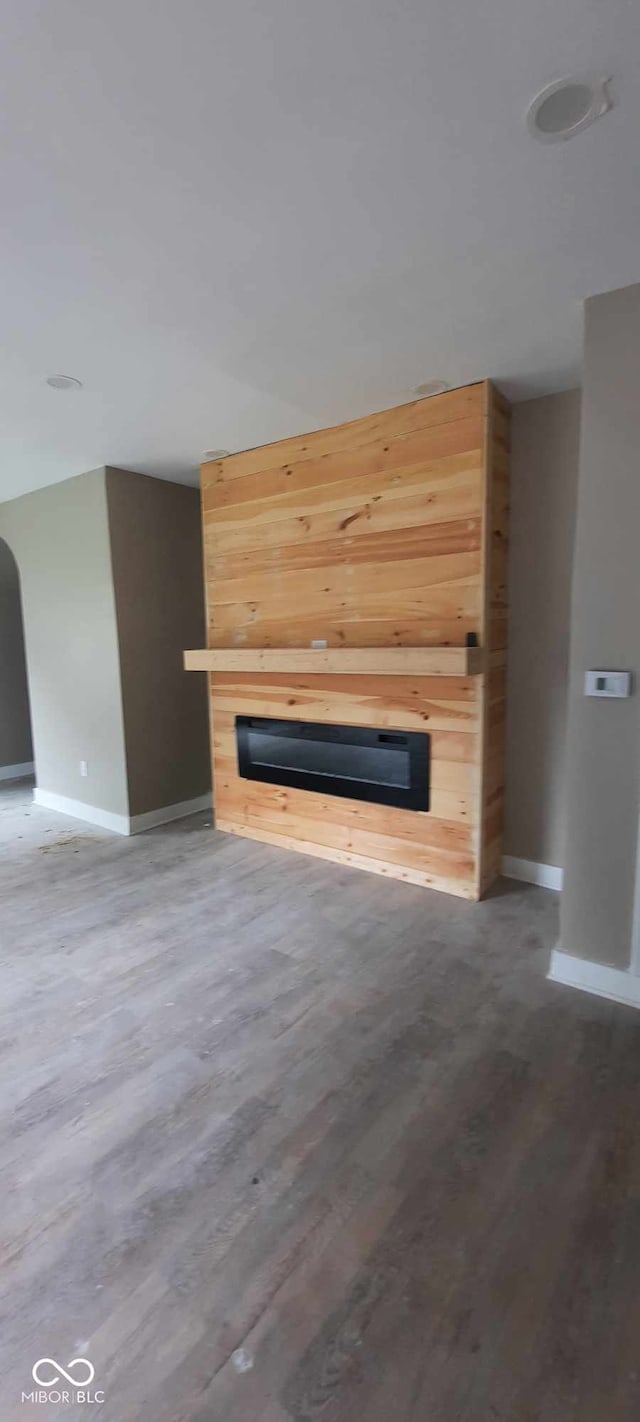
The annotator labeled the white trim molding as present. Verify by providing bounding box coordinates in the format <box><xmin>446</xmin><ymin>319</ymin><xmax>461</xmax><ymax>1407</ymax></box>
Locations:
<box><xmin>502</xmin><ymin>855</ymin><xmax>563</xmax><ymax>891</ymax></box>
<box><xmin>33</xmin><ymin>788</ymin><xmax>130</xmax><ymax>834</ymax></box>
<box><xmin>0</xmin><ymin>760</ymin><xmax>35</xmax><ymax>783</ymax></box>
<box><xmin>548</xmin><ymin>947</ymin><xmax>640</xmax><ymax>1010</ymax></box>
<box><xmin>129</xmin><ymin>793</ymin><xmax>212</xmax><ymax>834</ymax></box>
<box><xmin>33</xmin><ymin>788</ymin><xmax>212</xmax><ymax>836</ymax></box>
<box><xmin>630</xmin><ymin>803</ymin><xmax>640</xmax><ymax>976</ymax></box>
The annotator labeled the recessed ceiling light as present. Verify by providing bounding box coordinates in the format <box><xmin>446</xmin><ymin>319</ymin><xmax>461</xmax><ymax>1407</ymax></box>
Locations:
<box><xmin>527</xmin><ymin>74</ymin><xmax>611</xmax><ymax>143</ymax></box>
<box><xmin>46</xmin><ymin>374</ymin><xmax>83</xmax><ymax>391</ymax></box>
<box><xmin>201</xmin><ymin>449</ymin><xmax>230</xmax><ymax>461</ymax></box>
<box><xmin>412</xmin><ymin>380</ymin><xmax>449</xmax><ymax>398</ymax></box>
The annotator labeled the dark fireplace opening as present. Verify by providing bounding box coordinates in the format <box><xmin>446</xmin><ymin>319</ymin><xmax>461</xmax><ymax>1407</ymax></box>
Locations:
<box><xmin>236</xmin><ymin>716</ymin><xmax>430</xmax><ymax>811</ymax></box>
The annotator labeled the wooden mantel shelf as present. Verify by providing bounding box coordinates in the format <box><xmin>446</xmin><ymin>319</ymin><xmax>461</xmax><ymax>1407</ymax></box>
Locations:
<box><xmin>184</xmin><ymin>646</ymin><xmax>483</xmax><ymax>677</ymax></box>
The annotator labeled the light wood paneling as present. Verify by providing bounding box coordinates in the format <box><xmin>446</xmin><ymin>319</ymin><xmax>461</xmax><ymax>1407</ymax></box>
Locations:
<box><xmin>212</xmin><ymin>672</ymin><xmax>479</xmax><ymax>898</ymax></box>
<box><xmin>477</xmin><ymin>386</ymin><xmax>510</xmax><ymax>895</ymax></box>
<box><xmin>195</xmin><ymin>381</ymin><xmax>509</xmax><ymax>899</ymax></box>
<box><xmin>202</xmin><ymin>423</ymin><xmax>484</xmax><ymax>650</ymax></box>
<box><xmin>184</xmin><ymin>647</ymin><xmax>483</xmax><ymax>676</ymax></box>
<box><xmin>201</xmin><ymin>383</ymin><xmax>484</xmax><ymax>484</ymax></box>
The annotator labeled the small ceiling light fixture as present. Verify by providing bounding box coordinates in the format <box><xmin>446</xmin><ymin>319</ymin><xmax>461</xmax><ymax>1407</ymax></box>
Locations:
<box><xmin>46</xmin><ymin>373</ymin><xmax>83</xmax><ymax>391</ymax></box>
<box><xmin>412</xmin><ymin>380</ymin><xmax>449</xmax><ymax>398</ymax></box>
<box><xmin>201</xmin><ymin>448</ymin><xmax>230</xmax><ymax>461</ymax></box>
<box><xmin>527</xmin><ymin>74</ymin><xmax>611</xmax><ymax>143</ymax></box>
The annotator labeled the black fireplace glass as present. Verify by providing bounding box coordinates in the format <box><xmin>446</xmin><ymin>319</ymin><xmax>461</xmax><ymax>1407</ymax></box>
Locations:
<box><xmin>235</xmin><ymin>716</ymin><xmax>429</xmax><ymax>811</ymax></box>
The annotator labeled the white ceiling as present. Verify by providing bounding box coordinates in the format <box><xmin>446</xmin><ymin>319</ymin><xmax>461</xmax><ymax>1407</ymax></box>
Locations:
<box><xmin>1</xmin><ymin>0</ymin><xmax>640</xmax><ymax>502</ymax></box>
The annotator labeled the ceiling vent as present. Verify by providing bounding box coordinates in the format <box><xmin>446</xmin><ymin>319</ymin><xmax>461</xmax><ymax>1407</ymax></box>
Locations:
<box><xmin>412</xmin><ymin>380</ymin><xmax>449</xmax><ymax>398</ymax></box>
<box><xmin>527</xmin><ymin>75</ymin><xmax>611</xmax><ymax>143</ymax></box>
<box><xmin>46</xmin><ymin>374</ymin><xmax>83</xmax><ymax>391</ymax></box>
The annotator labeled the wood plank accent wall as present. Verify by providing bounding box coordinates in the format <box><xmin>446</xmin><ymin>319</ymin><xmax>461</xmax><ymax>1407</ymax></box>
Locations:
<box><xmin>198</xmin><ymin>381</ymin><xmax>509</xmax><ymax>900</ymax></box>
<box><xmin>479</xmin><ymin>387</ymin><xmax>510</xmax><ymax>893</ymax></box>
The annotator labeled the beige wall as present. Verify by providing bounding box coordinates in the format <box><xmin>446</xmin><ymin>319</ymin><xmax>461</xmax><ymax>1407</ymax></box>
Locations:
<box><xmin>560</xmin><ymin>284</ymin><xmax>640</xmax><ymax>970</ymax></box>
<box><xmin>0</xmin><ymin>538</ymin><xmax>33</xmax><ymax>770</ymax></box>
<box><xmin>0</xmin><ymin>466</ymin><xmax>210</xmax><ymax>823</ymax></box>
<box><xmin>0</xmin><ymin>470</ymin><xmax>129</xmax><ymax>816</ymax></box>
<box><xmin>106</xmin><ymin>468</ymin><xmax>210</xmax><ymax>817</ymax></box>
<box><xmin>505</xmin><ymin>391</ymin><xmax>580</xmax><ymax>867</ymax></box>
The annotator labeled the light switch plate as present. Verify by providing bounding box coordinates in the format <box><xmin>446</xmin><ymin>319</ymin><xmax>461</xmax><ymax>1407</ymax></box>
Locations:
<box><xmin>584</xmin><ymin>670</ymin><xmax>631</xmax><ymax>699</ymax></box>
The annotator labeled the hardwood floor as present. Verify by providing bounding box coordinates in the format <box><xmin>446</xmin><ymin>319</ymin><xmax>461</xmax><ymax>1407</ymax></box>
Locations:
<box><xmin>2</xmin><ymin>778</ymin><xmax>640</xmax><ymax>1420</ymax></box>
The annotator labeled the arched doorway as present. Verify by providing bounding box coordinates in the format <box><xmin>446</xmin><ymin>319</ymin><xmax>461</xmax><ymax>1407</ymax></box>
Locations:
<box><xmin>0</xmin><ymin>537</ymin><xmax>34</xmax><ymax>786</ymax></box>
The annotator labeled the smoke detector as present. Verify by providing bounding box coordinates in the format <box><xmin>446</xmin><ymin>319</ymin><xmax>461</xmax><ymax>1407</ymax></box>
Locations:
<box><xmin>201</xmin><ymin>449</ymin><xmax>230</xmax><ymax>461</ymax></box>
<box><xmin>46</xmin><ymin>374</ymin><xmax>83</xmax><ymax>391</ymax></box>
<box><xmin>527</xmin><ymin>75</ymin><xmax>611</xmax><ymax>143</ymax></box>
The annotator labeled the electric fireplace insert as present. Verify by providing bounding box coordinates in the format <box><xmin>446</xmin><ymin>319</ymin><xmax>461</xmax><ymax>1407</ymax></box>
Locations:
<box><xmin>236</xmin><ymin>716</ymin><xmax>430</xmax><ymax>811</ymax></box>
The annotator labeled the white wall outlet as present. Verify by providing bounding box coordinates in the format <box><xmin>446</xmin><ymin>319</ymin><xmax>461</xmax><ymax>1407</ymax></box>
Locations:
<box><xmin>80</xmin><ymin>760</ymin><xmax>88</xmax><ymax>777</ymax></box>
<box><xmin>584</xmin><ymin>670</ymin><xmax>631</xmax><ymax>699</ymax></box>
<box><xmin>311</xmin><ymin>639</ymin><xmax>328</xmax><ymax>649</ymax></box>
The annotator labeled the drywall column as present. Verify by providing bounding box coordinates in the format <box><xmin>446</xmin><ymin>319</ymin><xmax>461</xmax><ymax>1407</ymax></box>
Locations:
<box><xmin>505</xmin><ymin>391</ymin><xmax>580</xmax><ymax>871</ymax></box>
<box><xmin>105</xmin><ymin>467</ymin><xmax>211</xmax><ymax>818</ymax></box>
<box><xmin>0</xmin><ymin>470</ymin><xmax>130</xmax><ymax>823</ymax></box>
<box><xmin>559</xmin><ymin>284</ymin><xmax>640</xmax><ymax>971</ymax></box>
<box><xmin>0</xmin><ymin>465</ymin><xmax>211</xmax><ymax>831</ymax></box>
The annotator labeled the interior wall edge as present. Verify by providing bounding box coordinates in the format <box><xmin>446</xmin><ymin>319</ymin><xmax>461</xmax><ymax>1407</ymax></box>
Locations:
<box><xmin>504</xmin><ymin>388</ymin><xmax>581</xmax><ymax>870</ymax></box>
<box><xmin>106</xmin><ymin>466</ymin><xmax>211</xmax><ymax>819</ymax></box>
<box><xmin>32</xmin><ymin>787</ymin><xmax>213</xmax><ymax>837</ymax></box>
<box><xmin>559</xmin><ymin>283</ymin><xmax>640</xmax><ymax>972</ymax></box>
<box><xmin>33</xmin><ymin>787</ymin><xmax>130</xmax><ymax>835</ymax></box>
<box><xmin>128</xmin><ymin>792</ymin><xmax>212</xmax><ymax>834</ymax></box>
<box><xmin>0</xmin><ymin>469</ymin><xmax>131</xmax><ymax>819</ymax></box>
<box><xmin>501</xmin><ymin>856</ymin><xmax>563</xmax><ymax>891</ymax></box>
<box><xmin>0</xmin><ymin>760</ymin><xmax>35</xmax><ymax>782</ymax></box>
<box><xmin>548</xmin><ymin>947</ymin><xmax>640</xmax><ymax>1009</ymax></box>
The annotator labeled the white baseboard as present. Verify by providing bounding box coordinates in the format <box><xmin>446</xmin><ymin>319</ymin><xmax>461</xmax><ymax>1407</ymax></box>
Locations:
<box><xmin>129</xmin><ymin>793</ymin><xmax>212</xmax><ymax>834</ymax></box>
<box><xmin>0</xmin><ymin>760</ymin><xmax>35</xmax><ymax>783</ymax></box>
<box><xmin>548</xmin><ymin>947</ymin><xmax>640</xmax><ymax>1010</ymax></box>
<box><xmin>502</xmin><ymin>855</ymin><xmax>563</xmax><ymax>891</ymax></box>
<box><xmin>33</xmin><ymin>788</ymin><xmax>212</xmax><ymax>836</ymax></box>
<box><xmin>33</xmin><ymin>788</ymin><xmax>130</xmax><ymax>834</ymax></box>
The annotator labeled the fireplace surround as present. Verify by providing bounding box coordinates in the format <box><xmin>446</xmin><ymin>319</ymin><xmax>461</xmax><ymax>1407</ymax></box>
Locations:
<box><xmin>186</xmin><ymin>380</ymin><xmax>509</xmax><ymax>899</ymax></box>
